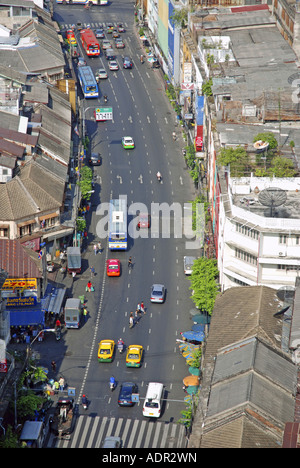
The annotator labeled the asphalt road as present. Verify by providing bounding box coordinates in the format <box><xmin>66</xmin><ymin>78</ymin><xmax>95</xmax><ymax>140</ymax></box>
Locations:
<box><xmin>43</xmin><ymin>0</ymin><xmax>199</xmax><ymax>448</ymax></box>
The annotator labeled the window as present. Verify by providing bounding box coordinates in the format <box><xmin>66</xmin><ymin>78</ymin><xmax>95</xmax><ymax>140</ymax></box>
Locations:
<box><xmin>235</xmin><ymin>223</ymin><xmax>259</xmax><ymax>240</ymax></box>
<box><xmin>235</xmin><ymin>248</ymin><xmax>257</xmax><ymax>265</ymax></box>
<box><xmin>279</xmin><ymin>234</ymin><xmax>287</xmax><ymax>244</ymax></box>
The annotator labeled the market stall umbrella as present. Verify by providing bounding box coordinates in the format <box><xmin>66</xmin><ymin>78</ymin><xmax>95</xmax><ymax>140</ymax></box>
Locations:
<box><xmin>186</xmin><ymin>386</ymin><xmax>199</xmax><ymax>395</ymax></box>
<box><xmin>192</xmin><ymin>314</ymin><xmax>210</xmax><ymax>325</ymax></box>
<box><xmin>182</xmin><ymin>330</ymin><xmax>205</xmax><ymax>342</ymax></box>
<box><xmin>188</xmin><ymin>366</ymin><xmax>200</xmax><ymax>376</ymax></box>
<box><xmin>192</xmin><ymin>324</ymin><xmax>205</xmax><ymax>332</ymax></box>
<box><xmin>183</xmin><ymin>375</ymin><xmax>200</xmax><ymax>386</ymax></box>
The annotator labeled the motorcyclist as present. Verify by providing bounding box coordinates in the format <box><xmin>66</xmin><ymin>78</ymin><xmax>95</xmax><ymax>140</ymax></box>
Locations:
<box><xmin>118</xmin><ymin>338</ymin><xmax>124</xmax><ymax>346</ymax></box>
<box><xmin>104</xmin><ymin>95</ymin><xmax>108</xmax><ymax>103</ymax></box>
<box><xmin>156</xmin><ymin>171</ymin><xmax>162</xmax><ymax>181</ymax></box>
<box><xmin>140</xmin><ymin>55</ymin><xmax>144</xmax><ymax>63</ymax></box>
<box><xmin>82</xmin><ymin>394</ymin><xmax>88</xmax><ymax>406</ymax></box>
<box><xmin>110</xmin><ymin>376</ymin><xmax>116</xmax><ymax>388</ymax></box>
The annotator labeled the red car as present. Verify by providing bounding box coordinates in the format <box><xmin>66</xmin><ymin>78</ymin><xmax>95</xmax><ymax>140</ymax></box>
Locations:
<box><xmin>138</xmin><ymin>213</ymin><xmax>151</xmax><ymax>228</ymax></box>
<box><xmin>106</xmin><ymin>259</ymin><xmax>121</xmax><ymax>277</ymax></box>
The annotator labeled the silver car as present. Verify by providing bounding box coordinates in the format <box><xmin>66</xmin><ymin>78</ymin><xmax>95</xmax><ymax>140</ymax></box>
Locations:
<box><xmin>151</xmin><ymin>284</ymin><xmax>165</xmax><ymax>303</ymax></box>
<box><xmin>102</xmin><ymin>436</ymin><xmax>121</xmax><ymax>448</ymax></box>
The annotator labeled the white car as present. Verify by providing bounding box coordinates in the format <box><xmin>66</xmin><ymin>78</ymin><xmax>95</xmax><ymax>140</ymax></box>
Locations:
<box><xmin>150</xmin><ymin>284</ymin><xmax>165</xmax><ymax>303</ymax></box>
<box><xmin>102</xmin><ymin>39</ymin><xmax>111</xmax><ymax>49</ymax></box>
<box><xmin>109</xmin><ymin>60</ymin><xmax>119</xmax><ymax>71</ymax></box>
<box><xmin>96</xmin><ymin>68</ymin><xmax>108</xmax><ymax>79</ymax></box>
<box><xmin>122</xmin><ymin>136</ymin><xmax>135</xmax><ymax>149</ymax></box>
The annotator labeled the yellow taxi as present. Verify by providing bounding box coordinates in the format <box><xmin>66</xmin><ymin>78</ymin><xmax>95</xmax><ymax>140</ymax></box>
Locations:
<box><xmin>98</xmin><ymin>340</ymin><xmax>115</xmax><ymax>362</ymax></box>
<box><xmin>126</xmin><ymin>344</ymin><xmax>143</xmax><ymax>368</ymax></box>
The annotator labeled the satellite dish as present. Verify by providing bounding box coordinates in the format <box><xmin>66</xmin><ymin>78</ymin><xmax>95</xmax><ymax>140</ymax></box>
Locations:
<box><xmin>258</xmin><ymin>187</ymin><xmax>287</xmax><ymax>217</ymax></box>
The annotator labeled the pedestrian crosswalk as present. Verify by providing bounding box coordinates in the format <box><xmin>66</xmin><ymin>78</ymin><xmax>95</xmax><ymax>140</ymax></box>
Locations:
<box><xmin>45</xmin><ymin>415</ymin><xmax>187</xmax><ymax>448</ymax></box>
<box><xmin>61</xmin><ymin>21</ymin><xmax>130</xmax><ymax>31</ymax></box>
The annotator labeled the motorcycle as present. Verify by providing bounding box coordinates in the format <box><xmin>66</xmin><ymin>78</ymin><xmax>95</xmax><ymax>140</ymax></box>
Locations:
<box><xmin>110</xmin><ymin>378</ymin><xmax>116</xmax><ymax>391</ymax></box>
<box><xmin>117</xmin><ymin>341</ymin><xmax>124</xmax><ymax>353</ymax></box>
<box><xmin>82</xmin><ymin>395</ymin><xmax>88</xmax><ymax>409</ymax></box>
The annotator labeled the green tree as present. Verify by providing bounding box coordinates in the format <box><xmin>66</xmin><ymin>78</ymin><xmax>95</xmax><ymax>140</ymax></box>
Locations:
<box><xmin>202</xmin><ymin>78</ymin><xmax>213</xmax><ymax>97</ymax></box>
<box><xmin>189</xmin><ymin>258</ymin><xmax>219</xmax><ymax>314</ymax></box>
<box><xmin>217</xmin><ymin>146</ymin><xmax>249</xmax><ymax>177</ymax></box>
<box><xmin>170</xmin><ymin>8</ymin><xmax>188</xmax><ymax>28</ymax></box>
<box><xmin>16</xmin><ymin>394</ymin><xmax>44</xmax><ymax>421</ymax></box>
<box><xmin>268</xmin><ymin>156</ymin><xmax>297</xmax><ymax>177</ymax></box>
<box><xmin>79</xmin><ymin>165</ymin><xmax>93</xmax><ymax>200</ymax></box>
<box><xmin>0</xmin><ymin>425</ymin><xmax>20</xmax><ymax>448</ymax></box>
<box><xmin>253</xmin><ymin>132</ymin><xmax>277</xmax><ymax>150</ymax></box>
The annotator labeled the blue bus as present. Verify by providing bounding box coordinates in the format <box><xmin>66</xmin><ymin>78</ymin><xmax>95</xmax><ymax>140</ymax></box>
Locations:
<box><xmin>78</xmin><ymin>66</ymin><xmax>99</xmax><ymax>99</ymax></box>
<box><xmin>109</xmin><ymin>198</ymin><xmax>127</xmax><ymax>250</ymax></box>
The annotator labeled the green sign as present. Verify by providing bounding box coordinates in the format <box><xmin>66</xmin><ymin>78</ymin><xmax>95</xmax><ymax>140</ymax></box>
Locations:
<box><xmin>95</xmin><ymin>107</ymin><xmax>113</xmax><ymax>121</ymax></box>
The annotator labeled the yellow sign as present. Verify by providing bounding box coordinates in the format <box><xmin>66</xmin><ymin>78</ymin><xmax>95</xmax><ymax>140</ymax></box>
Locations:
<box><xmin>2</xmin><ymin>278</ymin><xmax>37</xmax><ymax>291</ymax></box>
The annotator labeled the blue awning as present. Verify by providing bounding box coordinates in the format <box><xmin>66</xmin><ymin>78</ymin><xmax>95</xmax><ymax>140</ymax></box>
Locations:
<box><xmin>10</xmin><ymin>307</ymin><xmax>44</xmax><ymax>327</ymax></box>
<box><xmin>182</xmin><ymin>330</ymin><xmax>205</xmax><ymax>342</ymax></box>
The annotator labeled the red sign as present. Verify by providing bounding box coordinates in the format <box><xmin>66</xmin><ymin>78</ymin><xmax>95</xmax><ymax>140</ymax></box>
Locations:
<box><xmin>0</xmin><ymin>359</ymin><xmax>7</xmax><ymax>373</ymax></box>
<box><xmin>195</xmin><ymin>125</ymin><xmax>203</xmax><ymax>151</ymax></box>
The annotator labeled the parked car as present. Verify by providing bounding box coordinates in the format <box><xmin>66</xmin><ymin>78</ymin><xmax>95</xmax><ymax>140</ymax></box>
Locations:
<box><xmin>88</xmin><ymin>152</ymin><xmax>101</xmax><ymax>166</ymax></box>
<box><xmin>118</xmin><ymin>382</ymin><xmax>138</xmax><ymax>406</ymax></box>
<box><xmin>123</xmin><ymin>57</ymin><xmax>133</xmax><ymax>69</ymax></box>
<box><xmin>150</xmin><ymin>284</ymin><xmax>165</xmax><ymax>303</ymax></box>
<box><xmin>77</xmin><ymin>56</ymin><xmax>86</xmax><ymax>67</ymax></box>
<box><xmin>184</xmin><ymin>256</ymin><xmax>196</xmax><ymax>275</ymax></box>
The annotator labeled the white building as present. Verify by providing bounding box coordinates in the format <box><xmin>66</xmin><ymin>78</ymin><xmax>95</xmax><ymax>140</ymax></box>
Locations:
<box><xmin>218</xmin><ymin>174</ymin><xmax>300</xmax><ymax>292</ymax></box>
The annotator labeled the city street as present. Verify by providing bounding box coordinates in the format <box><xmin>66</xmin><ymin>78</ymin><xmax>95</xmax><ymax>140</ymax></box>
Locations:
<box><xmin>41</xmin><ymin>0</ymin><xmax>199</xmax><ymax>448</ymax></box>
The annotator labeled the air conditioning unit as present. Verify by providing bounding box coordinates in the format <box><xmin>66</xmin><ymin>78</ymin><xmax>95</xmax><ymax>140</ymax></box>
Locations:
<box><xmin>279</xmin><ymin>252</ymin><xmax>286</xmax><ymax>257</ymax></box>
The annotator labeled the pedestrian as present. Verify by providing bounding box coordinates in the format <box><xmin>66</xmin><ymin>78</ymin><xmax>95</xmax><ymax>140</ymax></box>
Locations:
<box><xmin>128</xmin><ymin>256</ymin><xmax>133</xmax><ymax>268</ymax></box>
<box><xmin>83</xmin><ymin>306</ymin><xmax>88</xmax><ymax>322</ymax></box>
<box><xmin>129</xmin><ymin>312</ymin><xmax>134</xmax><ymax>328</ymax></box>
<box><xmin>97</xmin><ymin>241</ymin><xmax>102</xmax><ymax>254</ymax></box>
<box><xmin>59</xmin><ymin>377</ymin><xmax>65</xmax><ymax>392</ymax></box>
<box><xmin>87</xmin><ymin>281</ymin><xmax>92</xmax><ymax>292</ymax></box>
<box><xmin>90</xmin><ymin>266</ymin><xmax>95</xmax><ymax>277</ymax></box>
<box><xmin>93</xmin><ymin>244</ymin><xmax>97</xmax><ymax>255</ymax></box>
<box><xmin>51</xmin><ymin>360</ymin><xmax>56</xmax><ymax>372</ymax></box>
<box><xmin>141</xmin><ymin>301</ymin><xmax>145</xmax><ymax>314</ymax></box>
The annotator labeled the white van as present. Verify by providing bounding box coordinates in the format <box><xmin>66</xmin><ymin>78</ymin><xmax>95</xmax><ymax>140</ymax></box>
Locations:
<box><xmin>142</xmin><ymin>382</ymin><xmax>164</xmax><ymax>418</ymax></box>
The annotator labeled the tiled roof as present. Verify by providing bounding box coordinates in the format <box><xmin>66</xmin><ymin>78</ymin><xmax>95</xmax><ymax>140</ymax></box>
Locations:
<box><xmin>0</xmin><ymin>239</ymin><xmax>42</xmax><ymax>278</ymax></box>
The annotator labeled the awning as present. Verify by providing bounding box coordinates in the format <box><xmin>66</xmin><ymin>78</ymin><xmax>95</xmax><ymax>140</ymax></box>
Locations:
<box><xmin>182</xmin><ymin>330</ymin><xmax>205</xmax><ymax>342</ymax></box>
<box><xmin>9</xmin><ymin>307</ymin><xmax>44</xmax><ymax>327</ymax></box>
